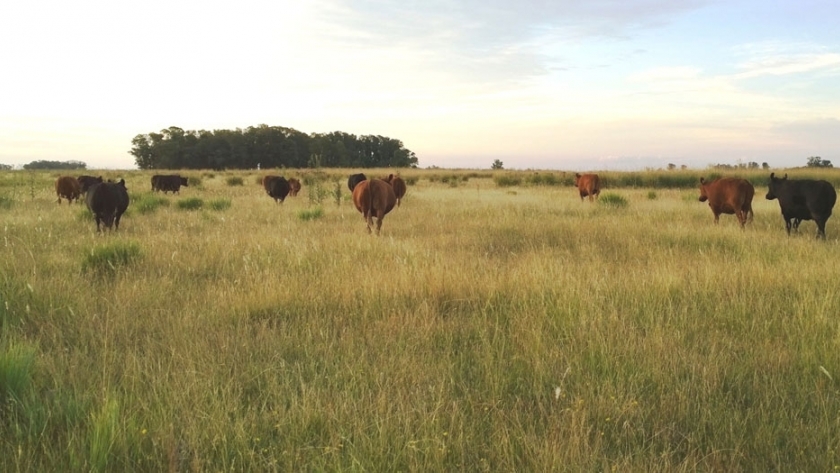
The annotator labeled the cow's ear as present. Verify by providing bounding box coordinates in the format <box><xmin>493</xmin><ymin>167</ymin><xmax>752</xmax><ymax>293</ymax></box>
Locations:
<box><xmin>783</xmin><ymin>174</ymin><xmax>788</xmax><ymax>180</ymax></box>
<box><xmin>699</xmin><ymin>177</ymin><xmax>705</xmax><ymax>184</ymax></box>
<box><xmin>575</xmin><ymin>173</ymin><xmax>581</xmax><ymax>178</ymax></box>
<box><xmin>770</xmin><ymin>172</ymin><xmax>775</xmax><ymax>179</ymax></box>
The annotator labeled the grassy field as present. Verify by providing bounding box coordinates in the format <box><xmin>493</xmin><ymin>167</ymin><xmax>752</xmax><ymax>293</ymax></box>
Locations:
<box><xmin>2</xmin><ymin>168</ymin><xmax>840</xmax><ymax>471</ymax></box>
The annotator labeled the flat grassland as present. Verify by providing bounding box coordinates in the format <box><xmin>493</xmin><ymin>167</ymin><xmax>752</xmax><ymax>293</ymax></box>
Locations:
<box><xmin>2</xmin><ymin>168</ymin><xmax>840</xmax><ymax>471</ymax></box>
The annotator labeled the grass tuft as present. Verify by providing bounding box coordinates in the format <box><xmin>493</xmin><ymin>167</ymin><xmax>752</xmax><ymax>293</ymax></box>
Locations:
<box><xmin>82</xmin><ymin>241</ymin><xmax>142</xmax><ymax>275</ymax></box>
<box><xmin>0</xmin><ymin>339</ymin><xmax>36</xmax><ymax>404</ymax></box>
<box><xmin>176</xmin><ymin>198</ymin><xmax>203</xmax><ymax>210</ymax></box>
<box><xmin>207</xmin><ymin>198</ymin><xmax>231</xmax><ymax>211</ymax></box>
<box><xmin>598</xmin><ymin>192</ymin><xmax>629</xmax><ymax>207</ymax></box>
<box><xmin>225</xmin><ymin>177</ymin><xmax>244</xmax><ymax>186</ymax></box>
<box><xmin>298</xmin><ymin>207</ymin><xmax>324</xmax><ymax>221</ymax></box>
<box><xmin>134</xmin><ymin>195</ymin><xmax>170</xmax><ymax>214</ymax></box>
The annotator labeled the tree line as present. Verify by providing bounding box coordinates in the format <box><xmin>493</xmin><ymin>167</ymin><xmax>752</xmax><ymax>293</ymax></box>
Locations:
<box><xmin>130</xmin><ymin>125</ymin><xmax>419</xmax><ymax>170</ymax></box>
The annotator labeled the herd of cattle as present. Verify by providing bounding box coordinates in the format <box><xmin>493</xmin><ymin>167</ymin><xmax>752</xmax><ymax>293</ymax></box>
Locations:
<box><xmin>52</xmin><ymin>171</ymin><xmax>837</xmax><ymax>238</ymax></box>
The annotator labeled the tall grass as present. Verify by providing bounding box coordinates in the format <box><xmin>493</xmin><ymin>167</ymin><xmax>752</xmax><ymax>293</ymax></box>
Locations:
<box><xmin>2</xmin><ymin>168</ymin><xmax>840</xmax><ymax>471</ymax></box>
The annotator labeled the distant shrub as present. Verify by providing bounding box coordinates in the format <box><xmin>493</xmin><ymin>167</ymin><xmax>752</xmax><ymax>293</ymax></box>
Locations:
<box><xmin>0</xmin><ymin>195</ymin><xmax>13</xmax><ymax>209</ymax></box>
<box><xmin>404</xmin><ymin>177</ymin><xmax>418</xmax><ymax>186</ymax></box>
<box><xmin>82</xmin><ymin>241</ymin><xmax>142</xmax><ymax>275</ymax></box>
<box><xmin>494</xmin><ymin>175</ymin><xmax>522</xmax><ymax>187</ymax></box>
<box><xmin>598</xmin><ymin>193</ymin><xmax>629</xmax><ymax>208</ymax></box>
<box><xmin>202</xmin><ymin>172</ymin><xmax>215</xmax><ymax>179</ymax></box>
<box><xmin>226</xmin><ymin>177</ymin><xmax>244</xmax><ymax>186</ymax></box>
<box><xmin>187</xmin><ymin>176</ymin><xmax>203</xmax><ymax>187</ymax></box>
<box><xmin>134</xmin><ymin>195</ymin><xmax>169</xmax><ymax>214</ymax></box>
<box><xmin>525</xmin><ymin>173</ymin><xmax>561</xmax><ymax>186</ymax></box>
<box><xmin>298</xmin><ymin>207</ymin><xmax>324</xmax><ymax>221</ymax></box>
<box><xmin>647</xmin><ymin>191</ymin><xmax>658</xmax><ymax>200</ymax></box>
<box><xmin>177</xmin><ymin>198</ymin><xmax>203</xmax><ymax>210</ymax></box>
<box><xmin>207</xmin><ymin>198</ymin><xmax>231</xmax><ymax>211</ymax></box>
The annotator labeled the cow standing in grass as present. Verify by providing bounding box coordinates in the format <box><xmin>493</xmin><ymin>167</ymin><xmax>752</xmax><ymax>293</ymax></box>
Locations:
<box><xmin>766</xmin><ymin>173</ymin><xmax>837</xmax><ymax>239</ymax></box>
<box><xmin>288</xmin><ymin>178</ymin><xmax>301</xmax><ymax>197</ymax></box>
<box><xmin>55</xmin><ymin>176</ymin><xmax>82</xmax><ymax>204</ymax></box>
<box><xmin>352</xmin><ymin>179</ymin><xmax>396</xmax><ymax>235</ymax></box>
<box><xmin>384</xmin><ymin>174</ymin><xmax>406</xmax><ymax>207</ymax></box>
<box><xmin>263</xmin><ymin>176</ymin><xmax>290</xmax><ymax>203</ymax></box>
<box><xmin>152</xmin><ymin>175</ymin><xmax>188</xmax><ymax>194</ymax></box>
<box><xmin>698</xmin><ymin>177</ymin><xmax>755</xmax><ymax>228</ymax></box>
<box><xmin>86</xmin><ymin>179</ymin><xmax>130</xmax><ymax>232</ymax></box>
<box><xmin>574</xmin><ymin>173</ymin><xmax>601</xmax><ymax>202</ymax></box>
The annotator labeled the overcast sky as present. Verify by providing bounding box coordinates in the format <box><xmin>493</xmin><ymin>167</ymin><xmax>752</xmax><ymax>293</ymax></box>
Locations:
<box><xmin>1</xmin><ymin>0</ymin><xmax>838</xmax><ymax>170</ymax></box>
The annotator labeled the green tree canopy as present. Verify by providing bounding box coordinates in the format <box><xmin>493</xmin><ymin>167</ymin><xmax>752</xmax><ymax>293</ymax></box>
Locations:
<box><xmin>806</xmin><ymin>156</ymin><xmax>833</xmax><ymax>168</ymax></box>
<box><xmin>130</xmin><ymin>125</ymin><xmax>419</xmax><ymax>170</ymax></box>
<box><xmin>23</xmin><ymin>160</ymin><xmax>87</xmax><ymax>170</ymax></box>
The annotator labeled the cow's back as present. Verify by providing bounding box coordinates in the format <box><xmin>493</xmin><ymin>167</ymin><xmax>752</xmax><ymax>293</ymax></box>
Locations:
<box><xmin>574</xmin><ymin>173</ymin><xmax>601</xmax><ymax>201</ymax></box>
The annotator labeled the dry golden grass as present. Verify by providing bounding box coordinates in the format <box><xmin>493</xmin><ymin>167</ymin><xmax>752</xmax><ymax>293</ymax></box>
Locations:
<box><xmin>2</xmin><ymin>168</ymin><xmax>840</xmax><ymax>471</ymax></box>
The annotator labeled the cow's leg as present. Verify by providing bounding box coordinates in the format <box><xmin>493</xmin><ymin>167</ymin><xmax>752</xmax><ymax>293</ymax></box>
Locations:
<box><xmin>364</xmin><ymin>211</ymin><xmax>373</xmax><ymax>234</ymax></box>
<box><xmin>784</xmin><ymin>218</ymin><xmax>792</xmax><ymax>235</ymax></box>
<box><xmin>816</xmin><ymin>219</ymin><xmax>827</xmax><ymax>239</ymax></box>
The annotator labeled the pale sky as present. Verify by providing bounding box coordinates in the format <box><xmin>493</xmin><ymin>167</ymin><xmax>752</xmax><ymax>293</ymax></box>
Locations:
<box><xmin>1</xmin><ymin>0</ymin><xmax>838</xmax><ymax>170</ymax></box>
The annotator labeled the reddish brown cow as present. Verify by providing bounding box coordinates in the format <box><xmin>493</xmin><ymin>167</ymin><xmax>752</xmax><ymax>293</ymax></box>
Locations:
<box><xmin>698</xmin><ymin>177</ymin><xmax>755</xmax><ymax>227</ymax></box>
<box><xmin>288</xmin><ymin>178</ymin><xmax>301</xmax><ymax>196</ymax></box>
<box><xmin>352</xmin><ymin>179</ymin><xmax>397</xmax><ymax>235</ymax></box>
<box><xmin>55</xmin><ymin>176</ymin><xmax>82</xmax><ymax>204</ymax></box>
<box><xmin>384</xmin><ymin>174</ymin><xmax>406</xmax><ymax>206</ymax></box>
<box><xmin>574</xmin><ymin>173</ymin><xmax>601</xmax><ymax>202</ymax></box>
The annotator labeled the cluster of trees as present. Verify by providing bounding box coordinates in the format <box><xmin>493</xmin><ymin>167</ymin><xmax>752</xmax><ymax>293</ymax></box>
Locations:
<box><xmin>0</xmin><ymin>163</ymin><xmax>12</xmax><ymax>171</ymax></box>
<box><xmin>708</xmin><ymin>162</ymin><xmax>770</xmax><ymax>170</ymax></box>
<box><xmin>22</xmin><ymin>160</ymin><xmax>87</xmax><ymax>170</ymax></box>
<box><xmin>806</xmin><ymin>156</ymin><xmax>833</xmax><ymax>168</ymax></box>
<box><xmin>130</xmin><ymin>125</ymin><xmax>419</xmax><ymax>170</ymax></box>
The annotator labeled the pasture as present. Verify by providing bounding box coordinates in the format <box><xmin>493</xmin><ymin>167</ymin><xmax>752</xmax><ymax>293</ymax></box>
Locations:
<box><xmin>2</xmin><ymin>168</ymin><xmax>840</xmax><ymax>471</ymax></box>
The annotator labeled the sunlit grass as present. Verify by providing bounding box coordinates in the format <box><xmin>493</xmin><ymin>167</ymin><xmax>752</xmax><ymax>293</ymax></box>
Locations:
<box><xmin>1</xmin><ymin>168</ymin><xmax>839</xmax><ymax>471</ymax></box>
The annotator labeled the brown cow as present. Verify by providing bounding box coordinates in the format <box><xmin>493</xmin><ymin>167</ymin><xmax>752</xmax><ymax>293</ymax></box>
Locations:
<box><xmin>55</xmin><ymin>176</ymin><xmax>82</xmax><ymax>204</ymax></box>
<box><xmin>352</xmin><ymin>179</ymin><xmax>397</xmax><ymax>235</ymax></box>
<box><xmin>384</xmin><ymin>174</ymin><xmax>406</xmax><ymax>207</ymax></box>
<box><xmin>574</xmin><ymin>173</ymin><xmax>601</xmax><ymax>202</ymax></box>
<box><xmin>262</xmin><ymin>175</ymin><xmax>280</xmax><ymax>195</ymax></box>
<box><xmin>288</xmin><ymin>178</ymin><xmax>301</xmax><ymax>197</ymax></box>
<box><xmin>698</xmin><ymin>177</ymin><xmax>755</xmax><ymax>227</ymax></box>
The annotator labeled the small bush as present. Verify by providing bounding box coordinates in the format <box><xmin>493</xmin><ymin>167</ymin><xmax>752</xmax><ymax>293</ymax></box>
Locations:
<box><xmin>598</xmin><ymin>193</ymin><xmax>629</xmax><ymax>208</ymax></box>
<box><xmin>404</xmin><ymin>177</ymin><xmax>418</xmax><ymax>186</ymax></box>
<box><xmin>82</xmin><ymin>241</ymin><xmax>142</xmax><ymax>274</ymax></box>
<box><xmin>134</xmin><ymin>195</ymin><xmax>170</xmax><ymax>214</ymax></box>
<box><xmin>202</xmin><ymin>172</ymin><xmax>215</xmax><ymax>179</ymax></box>
<box><xmin>187</xmin><ymin>176</ymin><xmax>203</xmax><ymax>187</ymax></box>
<box><xmin>177</xmin><ymin>198</ymin><xmax>203</xmax><ymax>210</ymax></box>
<box><xmin>298</xmin><ymin>207</ymin><xmax>324</xmax><ymax>221</ymax></box>
<box><xmin>647</xmin><ymin>191</ymin><xmax>658</xmax><ymax>200</ymax></box>
<box><xmin>494</xmin><ymin>175</ymin><xmax>522</xmax><ymax>187</ymax></box>
<box><xmin>226</xmin><ymin>177</ymin><xmax>244</xmax><ymax>186</ymax></box>
<box><xmin>207</xmin><ymin>198</ymin><xmax>231</xmax><ymax>211</ymax></box>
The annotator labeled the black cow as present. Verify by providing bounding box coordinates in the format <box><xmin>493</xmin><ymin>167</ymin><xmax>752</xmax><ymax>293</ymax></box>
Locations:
<box><xmin>152</xmin><ymin>174</ymin><xmax>188</xmax><ymax>194</ymax></box>
<box><xmin>348</xmin><ymin>173</ymin><xmax>367</xmax><ymax>192</ymax></box>
<box><xmin>766</xmin><ymin>172</ymin><xmax>837</xmax><ymax>238</ymax></box>
<box><xmin>86</xmin><ymin>179</ymin><xmax>130</xmax><ymax>232</ymax></box>
<box><xmin>77</xmin><ymin>175</ymin><xmax>103</xmax><ymax>194</ymax></box>
<box><xmin>266</xmin><ymin>176</ymin><xmax>290</xmax><ymax>203</ymax></box>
